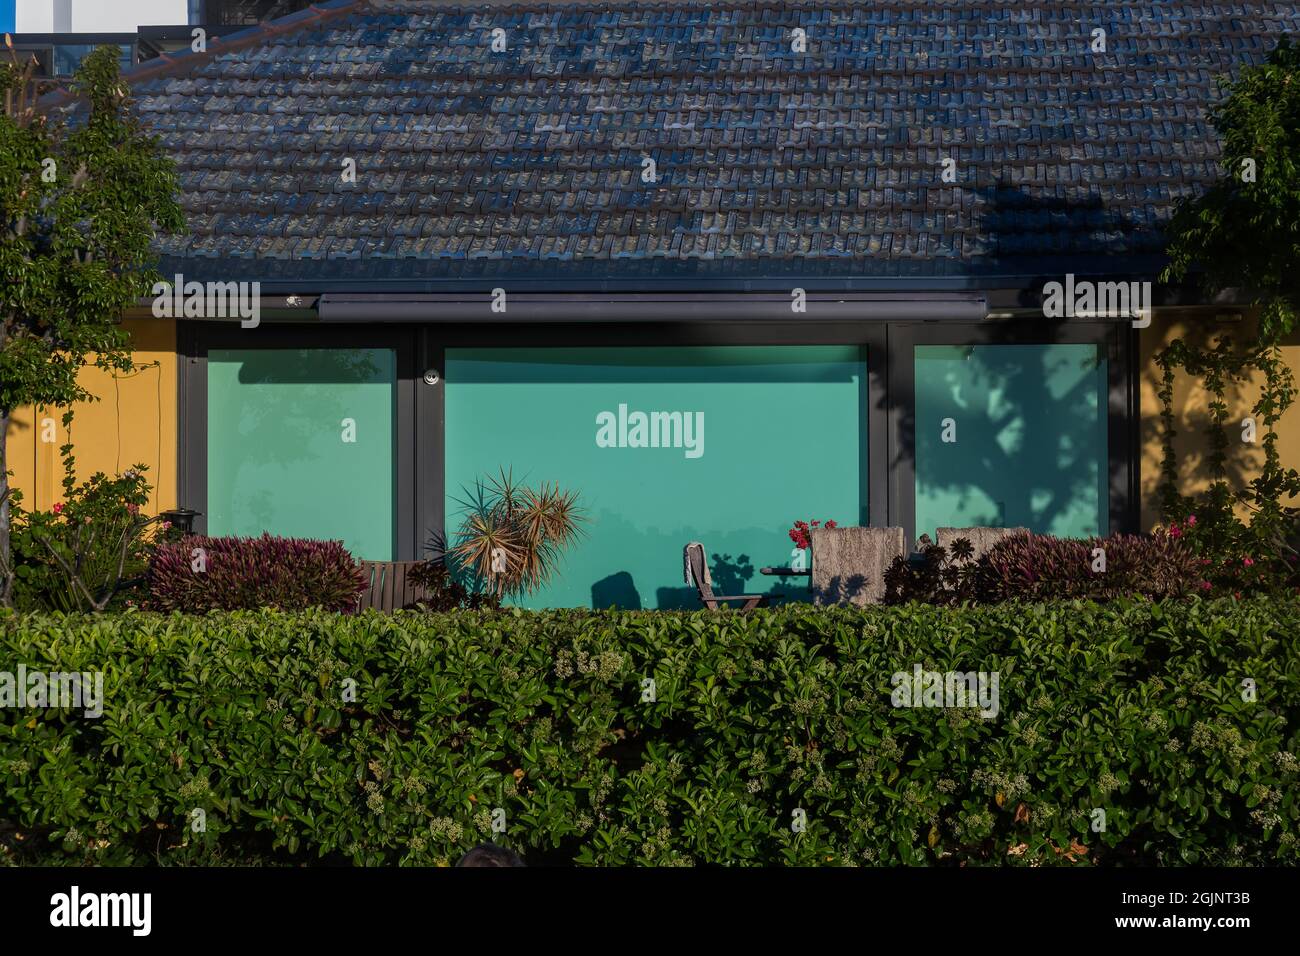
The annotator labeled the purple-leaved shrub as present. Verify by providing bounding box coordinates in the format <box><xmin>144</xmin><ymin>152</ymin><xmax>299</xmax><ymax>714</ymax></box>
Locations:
<box><xmin>147</xmin><ymin>534</ymin><xmax>365</xmax><ymax>612</ymax></box>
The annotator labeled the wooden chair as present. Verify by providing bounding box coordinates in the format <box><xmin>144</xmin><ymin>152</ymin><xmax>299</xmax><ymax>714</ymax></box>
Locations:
<box><xmin>356</xmin><ymin>560</ymin><xmax>432</xmax><ymax>612</ymax></box>
<box><xmin>684</xmin><ymin>542</ymin><xmax>768</xmax><ymax>611</ymax></box>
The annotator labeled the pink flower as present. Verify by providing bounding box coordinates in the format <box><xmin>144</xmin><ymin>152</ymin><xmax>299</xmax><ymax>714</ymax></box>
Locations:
<box><xmin>51</xmin><ymin>502</ymin><xmax>64</xmax><ymax>515</ymax></box>
<box><xmin>1243</xmin><ymin>557</ymin><xmax>1255</xmax><ymax>567</ymax></box>
<box><xmin>1186</xmin><ymin>515</ymin><xmax>1197</xmax><ymax>526</ymax></box>
<box><xmin>127</xmin><ymin>503</ymin><xmax>140</xmax><ymax>516</ymax></box>
<box><xmin>1169</xmin><ymin>526</ymin><xmax>1182</xmax><ymax>538</ymax></box>
<box><xmin>1200</xmin><ymin>580</ymin><xmax>1212</xmax><ymax>591</ymax></box>
<box><xmin>161</xmin><ymin>521</ymin><xmax>172</xmax><ymax>531</ymax></box>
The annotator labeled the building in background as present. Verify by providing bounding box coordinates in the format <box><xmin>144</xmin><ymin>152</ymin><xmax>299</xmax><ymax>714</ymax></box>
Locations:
<box><xmin>15</xmin><ymin>0</ymin><xmax>186</xmax><ymax>32</ymax></box>
<box><xmin>4</xmin><ymin>0</ymin><xmax>314</xmax><ymax>77</ymax></box>
<box><xmin>10</xmin><ymin>0</ymin><xmax>313</xmax><ymax>32</ymax></box>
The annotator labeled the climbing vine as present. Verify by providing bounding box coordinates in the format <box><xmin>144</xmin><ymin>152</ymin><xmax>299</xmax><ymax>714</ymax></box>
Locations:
<box><xmin>1156</xmin><ymin>333</ymin><xmax>1300</xmax><ymax>575</ymax></box>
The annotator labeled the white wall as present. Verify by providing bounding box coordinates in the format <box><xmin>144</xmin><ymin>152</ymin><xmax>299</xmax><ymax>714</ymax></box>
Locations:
<box><xmin>16</xmin><ymin>0</ymin><xmax>188</xmax><ymax>32</ymax></box>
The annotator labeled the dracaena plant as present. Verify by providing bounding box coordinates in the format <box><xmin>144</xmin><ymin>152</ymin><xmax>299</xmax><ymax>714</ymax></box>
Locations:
<box><xmin>448</xmin><ymin>469</ymin><xmax>585</xmax><ymax>600</ymax></box>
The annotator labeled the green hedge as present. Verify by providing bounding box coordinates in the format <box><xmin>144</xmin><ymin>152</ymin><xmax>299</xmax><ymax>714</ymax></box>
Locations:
<box><xmin>2</xmin><ymin>599</ymin><xmax>1298</xmax><ymax>866</ymax></box>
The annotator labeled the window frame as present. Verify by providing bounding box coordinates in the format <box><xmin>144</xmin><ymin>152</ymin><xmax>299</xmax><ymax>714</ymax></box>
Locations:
<box><xmin>886</xmin><ymin>319</ymin><xmax>1135</xmax><ymax>548</ymax></box>
<box><xmin>177</xmin><ymin>316</ymin><xmax>1136</xmax><ymax>566</ymax></box>
<box><xmin>178</xmin><ymin>322</ymin><xmax>419</xmax><ymax>558</ymax></box>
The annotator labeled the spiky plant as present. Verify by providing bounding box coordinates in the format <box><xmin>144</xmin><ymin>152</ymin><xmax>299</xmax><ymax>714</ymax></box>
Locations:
<box><xmin>449</xmin><ymin>469</ymin><xmax>585</xmax><ymax>599</ymax></box>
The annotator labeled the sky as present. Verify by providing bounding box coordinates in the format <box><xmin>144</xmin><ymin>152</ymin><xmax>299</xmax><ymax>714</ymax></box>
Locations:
<box><xmin>0</xmin><ymin>1</ymin><xmax>13</xmax><ymax>35</ymax></box>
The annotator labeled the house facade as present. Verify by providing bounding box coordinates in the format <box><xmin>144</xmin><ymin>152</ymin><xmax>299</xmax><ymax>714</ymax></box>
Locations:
<box><xmin>8</xmin><ymin>0</ymin><xmax>1300</xmax><ymax>607</ymax></box>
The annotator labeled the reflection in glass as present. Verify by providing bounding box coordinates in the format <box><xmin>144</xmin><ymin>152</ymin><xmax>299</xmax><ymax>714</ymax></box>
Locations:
<box><xmin>914</xmin><ymin>344</ymin><xmax>1108</xmax><ymax>539</ymax></box>
<box><xmin>207</xmin><ymin>348</ymin><xmax>396</xmax><ymax>560</ymax></box>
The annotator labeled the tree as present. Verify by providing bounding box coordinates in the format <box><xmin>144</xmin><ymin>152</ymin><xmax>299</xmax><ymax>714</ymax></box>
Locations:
<box><xmin>0</xmin><ymin>43</ymin><xmax>185</xmax><ymax>605</ymax></box>
<box><xmin>1162</xmin><ymin>34</ymin><xmax>1300</xmax><ymax>343</ymax></box>
<box><xmin>1158</xmin><ymin>35</ymin><xmax>1300</xmax><ymax>563</ymax></box>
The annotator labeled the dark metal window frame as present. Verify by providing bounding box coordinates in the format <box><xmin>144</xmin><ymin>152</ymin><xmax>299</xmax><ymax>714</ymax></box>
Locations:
<box><xmin>177</xmin><ymin>316</ymin><xmax>1136</xmax><ymax>563</ymax></box>
<box><xmin>887</xmin><ymin>320</ymin><xmax>1136</xmax><ymax>547</ymax></box>
<box><xmin>177</xmin><ymin>322</ymin><xmax>419</xmax><ymax>559</ymax></box>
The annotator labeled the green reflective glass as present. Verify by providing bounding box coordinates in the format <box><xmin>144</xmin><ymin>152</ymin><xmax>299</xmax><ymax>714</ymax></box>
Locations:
<box><xmin>445</xmin><ymin>346</ymin><xmax>867</xmax><ymax>608</ymax></box>
<box><xmin>207</xmin><ymin>348</ymin><xmax>396</xmax><ymax>559</ymax></box>
<box><xmin>914</xmin><ymin>343</ymin><xmax>1108</xmax><ymax>539</ymax></box>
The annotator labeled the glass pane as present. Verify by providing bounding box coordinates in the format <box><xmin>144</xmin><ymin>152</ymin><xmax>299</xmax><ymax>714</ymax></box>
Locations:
<box><xmin>52</xmin><ymin>45</ymin><xmax>94</xmax><ymax>76</ymax></box>
<box><xmin>207</xmin><ymin>348</ymin><xmax>396</xmax><ymax>559</ymax></box>
<box><xmin>50</xmin><ymin>44</ymin><xmax>133</xmax><ymax>76</ymax></box>
<box><xmin>914</xmin><ymin>343</ymin><xmax>1108</xmax><ymax>539</ymax></box>
<box><xmin>445</xmin><ymin>346</ymin><xmax>867</xmax><ymax>608</ymax></box>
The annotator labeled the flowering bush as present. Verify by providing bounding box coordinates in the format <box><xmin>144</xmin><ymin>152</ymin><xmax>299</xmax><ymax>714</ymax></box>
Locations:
<box><xmin>6</xmin><ymin>421</ymin><xmax>157</xmax><ymax>612</ymax></box>
<box><xmin>788</xmin><ymin>519</ymin><xmax>838</xmax><ymax>550</ymax></box>
<box><xmin>146</xmin><ymin>534</ymin><xmax>366</xmax><ymax>613</ymax></box>
<box><xmin>1164</xmin><ymin>512</ymin><xmax>1300</xmax><ymax>597</ymax></box>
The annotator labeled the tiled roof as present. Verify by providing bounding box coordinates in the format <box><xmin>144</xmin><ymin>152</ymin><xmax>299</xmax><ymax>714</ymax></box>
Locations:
<box><xmin>109</xmin><ymin>0</ymin><xmax>1300</xmax><ymax>287</ymax></box>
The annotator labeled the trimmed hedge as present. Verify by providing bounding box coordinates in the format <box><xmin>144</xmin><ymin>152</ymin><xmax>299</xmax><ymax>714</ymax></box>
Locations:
<box><xmin>1</xmin><ymin>599</ymin><xmax>1298</xmax><ymax>866</ymax></box>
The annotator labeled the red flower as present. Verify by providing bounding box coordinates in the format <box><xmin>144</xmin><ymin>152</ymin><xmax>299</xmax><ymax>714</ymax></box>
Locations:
<box><xmin>51</xmin><ymin>502</ymin><xmax>64</xmax><ymax>515</ymax></box>
<box><xmin>1243</xmin><ymin>557</ymin><xmax>1255</xmax><ymax>567</ymax></box>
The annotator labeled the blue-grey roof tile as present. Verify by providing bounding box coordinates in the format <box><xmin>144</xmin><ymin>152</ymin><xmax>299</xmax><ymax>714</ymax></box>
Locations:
<box><xmin>65</xmin><ymin>0</ymin><xmax>1300</xmax><ymax>285</ymax></box>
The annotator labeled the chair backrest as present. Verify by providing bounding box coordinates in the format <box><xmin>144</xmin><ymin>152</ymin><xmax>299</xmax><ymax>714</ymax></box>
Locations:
<box><xmin>357</xmin><ymin>560</ymin><xmax>432</xmax><ymax>612</ymax></box>
<box><xmin>684</xmin><ymin>543</ymin><xmax>715</xmax><ymax>600</ymax></box>
<box><xmin>810</xmin><ymin>526</ymin><xmax>906</xmax><ymax>606</ymax></box>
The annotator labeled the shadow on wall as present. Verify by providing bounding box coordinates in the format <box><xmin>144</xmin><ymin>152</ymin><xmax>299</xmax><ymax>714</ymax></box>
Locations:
<box><xmin>591</xmin><ymin>571</ymin><xmax>641</xmax><ymax>610</ymax></box>
<box><xmin>1138</xmin><ymin>311</ymin><xmax>1300</xmax><ymax>529</ymax></box>
<box><xmin>913</xmin><ymin>343</ymin><xmax>1108</xmax><ymax>536</ymax></box>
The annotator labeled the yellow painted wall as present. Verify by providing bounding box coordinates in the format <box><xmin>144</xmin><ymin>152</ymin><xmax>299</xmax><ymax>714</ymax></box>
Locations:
<box><xmin>5</xmin><ymin>319</ymin><xmax>177</xmax><ymax>516</ymax></box>
<box><xmin>1139</xmin><ymin>311</ymin><xmax>1300</xmax><ymax>530</ymax></box>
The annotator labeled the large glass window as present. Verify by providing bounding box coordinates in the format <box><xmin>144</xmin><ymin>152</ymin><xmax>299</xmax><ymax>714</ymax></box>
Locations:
<box><xmin>51</xmin><ymin>44</ymin><xmax>133</xmax><ymax>77</ymax></box>
<box><xmin>913</xmin><ymin>343</ymin><xmax>1109</xmax><ymax>539</ymax></box>
<box><xmin>206</xmin><ymin>348</ymin><xmax>397</xmax><ymax>559</ymax></box>
<box><xmin>445</xmin><ymin>346</ymin><xmax>867</xmax><ymax>608</ymax></box>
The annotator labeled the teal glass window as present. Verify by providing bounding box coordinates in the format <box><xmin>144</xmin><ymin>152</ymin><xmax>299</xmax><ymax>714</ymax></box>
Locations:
<box><xmin>914</xmin><ymin>343</ymin><xmax>1108</xmax><ymax>539</ymax></box>
<box><xmin>206</xmin><ymin>348</ymin><xmax>396</xmax><ymax>559</ymax></box>
<box><xmin>445</xmin><ymin>346</ymin><xmax>867</xmax><ymax>608</ymax></box>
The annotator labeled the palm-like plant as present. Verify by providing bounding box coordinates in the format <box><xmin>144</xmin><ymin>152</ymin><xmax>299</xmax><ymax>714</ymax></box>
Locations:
<box><xmin>449</xmin><ymin>469</ymin><xmax>585</xmax><ymax>599</ymax></box>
